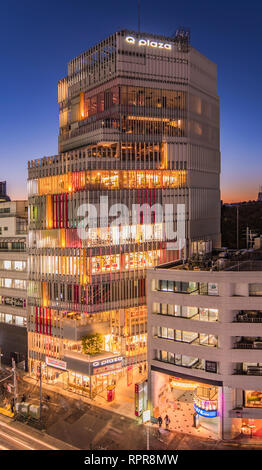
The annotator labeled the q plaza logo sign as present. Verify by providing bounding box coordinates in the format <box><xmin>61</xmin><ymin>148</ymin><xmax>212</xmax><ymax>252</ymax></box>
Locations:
<box><xmin>125</xmin><ymin>35</ymin><xmax>172</xmax><ymax>51</ymax></box>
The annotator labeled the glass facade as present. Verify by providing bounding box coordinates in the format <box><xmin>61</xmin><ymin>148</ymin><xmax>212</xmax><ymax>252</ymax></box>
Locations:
<box><xmin>27</xmin><ymin>30</ymin><xmax>221</xmax><ymax>396</ymax></box>
<box><xmin>154</xmin><ymin>326</ymin><xmax>218</xmax><ymax>347</ymax></box>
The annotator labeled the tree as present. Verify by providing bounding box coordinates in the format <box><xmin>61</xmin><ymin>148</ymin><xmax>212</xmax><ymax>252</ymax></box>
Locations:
<box><xmin>81</xmin><ymin>334</ymin><xmax>103</xmax><ymax>355</ymax></box>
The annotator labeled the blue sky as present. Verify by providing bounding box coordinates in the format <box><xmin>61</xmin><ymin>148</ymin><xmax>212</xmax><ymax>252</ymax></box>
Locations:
<box><xmin>0</xmin><ymin>0</ymin><xmax>261</xmax><ymax>202</ymax></box>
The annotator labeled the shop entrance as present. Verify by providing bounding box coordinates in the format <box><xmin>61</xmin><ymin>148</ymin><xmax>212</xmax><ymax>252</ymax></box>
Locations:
<box><xmin>153</xmin><ymin>372</ymin><xmax>220</xmax><ymax>439</ymax></box>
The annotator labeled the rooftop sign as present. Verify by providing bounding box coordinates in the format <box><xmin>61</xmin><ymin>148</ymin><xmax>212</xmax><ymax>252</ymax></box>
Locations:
<box><xmin>125</xmin><ymin>36</ymin><xmax>172</xmax><ymax>50</ymax></box>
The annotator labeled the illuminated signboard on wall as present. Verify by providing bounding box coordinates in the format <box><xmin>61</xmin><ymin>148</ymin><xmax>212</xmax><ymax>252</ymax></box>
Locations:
<box><xmin>194</xmin><ymin>404</ymin><xmax>217</xmax><ymax>418</ymax></box>
<box><xmin>92</xmin><ymin>362</ymin><xmax>123</xmax><ymax>376</ymax></box>
<box><xmin>208</xmin><ymin>283</ymin><xmax>219</xmax><ymax>296</ymax></box>
<box><xmin>91</xmin><ymin>356</ymin><xmax>123</xmax><ymax>376</ymax></box>
<box><xmin>125</xmin><ymin>36</ymin><xmax>172</xmax><ymax>50</ymax></box>
<box><xmin>45</xmin><ymin>357</ymin><xmax>67</xmax><ymax>371</ymax></box>
<box><xmin>205</xmin><ymin>360</ymin><xmax>217</xmax><ymax>374</ymax></box>
<box><xmin>170</xmin><ymin>378</ymin><xmax>198</xmax><ymax>390</ymax></box>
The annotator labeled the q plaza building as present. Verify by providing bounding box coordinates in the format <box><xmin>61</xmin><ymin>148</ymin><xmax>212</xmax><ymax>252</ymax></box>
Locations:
<box><xmin>27</xmin><ymin>30</ymin><xmax>220</xmax><ymax>399</ymax></box>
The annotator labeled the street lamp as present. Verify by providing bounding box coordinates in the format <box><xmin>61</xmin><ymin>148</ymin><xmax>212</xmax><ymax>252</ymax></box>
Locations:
<box><xmin>0</xmin><ymin>347</ymin><xmax>3</xmax><ymax>369</ymax></box>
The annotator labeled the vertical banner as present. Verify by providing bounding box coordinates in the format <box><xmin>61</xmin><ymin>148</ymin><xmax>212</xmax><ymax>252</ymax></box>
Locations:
<box><xmin>127</xmin><ymin>365</ymin><xmax>133</xmax><ymax>386</ymax></box>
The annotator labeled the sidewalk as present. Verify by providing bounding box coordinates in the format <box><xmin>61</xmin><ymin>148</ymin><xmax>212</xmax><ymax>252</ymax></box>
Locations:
<box><xmin>21</xmin><ymin>367</ymin><xmax>145</xmax><ymax>421</ymax></box>
<box><xmin>19</xmin><ymin>371</ymin><xmax>262</xmax><ymax>449</ymax></box>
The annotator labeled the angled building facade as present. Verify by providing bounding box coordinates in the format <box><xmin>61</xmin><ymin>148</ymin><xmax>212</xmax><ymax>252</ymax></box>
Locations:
<box><xmin>0</xmin><ymin>185</ymin><xmax>28</xmax><ymax>367</ymax></box>
<box><xmin>27</xmin><ymin>30</ymin><xmax>220</xmax><ymax>397</ymax></box>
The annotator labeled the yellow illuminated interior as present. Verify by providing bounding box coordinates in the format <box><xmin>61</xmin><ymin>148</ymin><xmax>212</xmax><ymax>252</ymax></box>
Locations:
<box><xmin>33</xmin><ymin>170</ymin><xmax>186</xmax><ymax>196</ymax></box>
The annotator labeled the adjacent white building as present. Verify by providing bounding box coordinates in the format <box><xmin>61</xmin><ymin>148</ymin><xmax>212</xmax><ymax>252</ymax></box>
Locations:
<box><xmin>147</xmin><ymin>253</ymin><xmax>262</xmax><ymax>439</ymax></box>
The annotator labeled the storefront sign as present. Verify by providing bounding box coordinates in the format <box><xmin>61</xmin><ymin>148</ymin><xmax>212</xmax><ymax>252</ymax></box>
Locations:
<box><xmin>194</xmin><ymin>404</ymin><xmax>217</xmax><ymax>418</ymax></box>
<box><xmin>92</xmin><ymin>356</ymin><xmax>123</xmax><ymax>368</ymax></box>
<box><xmin>125</xmin><ymin>36</ymin><xmax>172</xmax><ymax>50</ymax></box>
<box><xmin>127</xmin><ymin>365</ymin><xmax>133</xmax><ymax>386</ymax></box>
<box><xmin>7</xmin><ymin>383</ymin><xmax>13</xmax><ymax>393</ymax></box>
<box><xmin>170</xmin><ymin>378</ymin><xmax>198</xmax><ymax>390</ymax></box>
<box><xmin>45</xmin><ymin>357</ymin><xmax>67</xmax><ymax>371</ymax></box>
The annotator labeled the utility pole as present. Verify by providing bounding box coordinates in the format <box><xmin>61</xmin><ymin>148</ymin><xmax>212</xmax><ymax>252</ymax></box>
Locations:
<box><xmin>146</xmin><ymin>425</ymin><xmax>150</xmax><ymax>450</ymax></box>
<box><xmin>12</xmin><ymin>357</ymin><xmax>17</xmax><ymax>411</ymax></box>
<box><xmin>138</xmin><ymin>0</ymin><xmax>141</xmax><ymax>32</ymax></box>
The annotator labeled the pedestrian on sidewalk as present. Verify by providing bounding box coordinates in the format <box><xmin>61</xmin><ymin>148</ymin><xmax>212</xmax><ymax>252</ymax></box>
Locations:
<box><xmin>10</xmin><ymin>397</ymin><xmax>15</xmax><ymax>413</ymax></box>
<box><xmin>164</xmin><ymin>414</ymin><xmax>170</xmax><ymax>430</ymax></box>
<box><xmin>158</xmin><ymin>415</ymin><xmax>162</xmax><ymax>428</ymax></box>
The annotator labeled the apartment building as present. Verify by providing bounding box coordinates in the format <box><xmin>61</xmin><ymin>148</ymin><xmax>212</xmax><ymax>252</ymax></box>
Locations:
<box><xmin>27</xmin><ymin>30</ymin><xmax>220</xmax><ymax>398</ymax></box>
<box><xmin>147</xmin><ymin>251</ymin><xmax>262</xmax><ymax>439</ymax></box>
<box><xmin>0</xmin><ymin>183</ymin><xmax>28</xmax><ymax>367</ymax></box>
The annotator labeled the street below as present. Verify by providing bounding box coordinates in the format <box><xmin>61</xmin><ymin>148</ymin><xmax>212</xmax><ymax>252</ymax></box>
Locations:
<box><xmin>0</xmin><ymin>415</ymin><xmax>76</xmax><ymax>450</ymax></box>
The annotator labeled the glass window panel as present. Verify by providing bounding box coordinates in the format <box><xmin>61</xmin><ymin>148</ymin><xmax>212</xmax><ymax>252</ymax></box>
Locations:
<box><xmin>175</xmin><ymin>330</ymin><xmax>182</xmax><ymax>341</ymax></box>
<box><xmin>161</xmin><ymin>303</ymin><xmax>167</xmax><ymax>314</ymax></box>
<box><xmin>167</xmin><ymin>304</ymin><xmax>174</xmax><ymax>315</ymax></box>
<box><xmin>167</xmin><ymin>281</ymin><xmax>174</xmax><ymax>292</ymax></box>
<box><xmin>175</xmin><ymin>354</ymin><xmax>182</xmax><ymax>365</ymax></box>
<box><xmin>168</xmin><ymin>328</ymin><xmax>174</xmax><ymax>340</ymax></box>
<box><xmin>161</xmin><ymin>350</ymin><xmax>167</xmax><ymax>362</ymax></box>
<box><xmin>199</xmin><ymin>308</ymin><xmax>209</xmax><ymax>321</ymax></box>
<box><xmin>182</xmin><ymin>331</ymin><xmax>198</xmax><ymax>343</ymax></box>
<box><xmin>167</xmin><ymin>352</ymin><xmax>174</xmax><ymax>363</ymax></box>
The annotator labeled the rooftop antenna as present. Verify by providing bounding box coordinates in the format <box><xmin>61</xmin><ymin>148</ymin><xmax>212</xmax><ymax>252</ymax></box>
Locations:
<box><xmin>138</xmin><ymin>0</ymin><xmax>141</xmax><ymax>33</ymax></box>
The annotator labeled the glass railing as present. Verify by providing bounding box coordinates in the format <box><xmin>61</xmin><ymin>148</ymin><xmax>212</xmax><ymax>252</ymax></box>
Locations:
<box><xmin>235</xmin><ymin>311</ymin><xmax>262</xmax><ymax>323</ymax></box>
<box><xmin>234</xmin><ymin>367</ymin><xmax>262</xmax><ymax>376</ymax></box>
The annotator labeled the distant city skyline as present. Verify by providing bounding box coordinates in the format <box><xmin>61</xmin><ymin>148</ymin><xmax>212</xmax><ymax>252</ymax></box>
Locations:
<box><xmin>1</xmin><ymin>0</ymin><xmax>261</xmax><ymax>203</ymax></box>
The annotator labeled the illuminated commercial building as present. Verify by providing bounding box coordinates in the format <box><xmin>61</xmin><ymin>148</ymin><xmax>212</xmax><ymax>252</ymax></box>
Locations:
<box><xmin>147</xmin><ymin>252</ymin><xmax>262</xmax><ymax>439</ymax></box>
<box><xmin>27</xmin><ymin>30</ymin><xmax>220</xmax><ymax>397</ymax></box>
<box><xmin>0</xmin><ymin>184</ymin><xmax>28</xmax><ymax>367</ymax></box>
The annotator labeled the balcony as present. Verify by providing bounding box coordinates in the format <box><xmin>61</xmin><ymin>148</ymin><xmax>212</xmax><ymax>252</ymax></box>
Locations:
<box><xmin>235</xmin><ymin>311</ymin><xmax>262</xmax><ymax>323</ymax></box>
<box><xmin>234</xmin><ymin>338</ymin><xmax>262</xmax><ymax>350</ymax></box>
<box><xmin>63</xmin><ymin>350</ymin><xmax>123</xmax><ymax>376</ymax></box>
<box><xmin>234</xmin><ymin>366</ymin><xmax>262</xmax><ymax>376</ymax></box>
<box><xmin>62</xmin><ymin>317</ymin><xmax>110</xmax><ymax>341</ymax></box>
<box><xmin>155</xmin><ymin>353</ymin><xmax>207</xmax><ymax>372</ymax></box>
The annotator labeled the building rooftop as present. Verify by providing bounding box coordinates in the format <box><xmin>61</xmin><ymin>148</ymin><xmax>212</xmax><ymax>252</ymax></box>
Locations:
<box><xmin>155</xmin><ymin>249</ymin><xmax>262</xmax><ymax>272</ymax></box>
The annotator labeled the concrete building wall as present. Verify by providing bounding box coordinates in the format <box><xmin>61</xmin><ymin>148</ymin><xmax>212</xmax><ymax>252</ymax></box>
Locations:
<box><xmin>0</xmin><ymin>200</ymin><xmax>28</xmax><ymax>368</ymax></box>
<box><xmin>147</xmin><ymin>265</ymin><xmax>262</xmax><ymax>438</ymax></box>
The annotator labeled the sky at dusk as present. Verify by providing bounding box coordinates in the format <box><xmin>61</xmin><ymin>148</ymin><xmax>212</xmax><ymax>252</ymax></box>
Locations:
<box><xmin>0</xmin><ymin>0</ymin><xmax>261</xmax><ymax>203</ymax></box>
